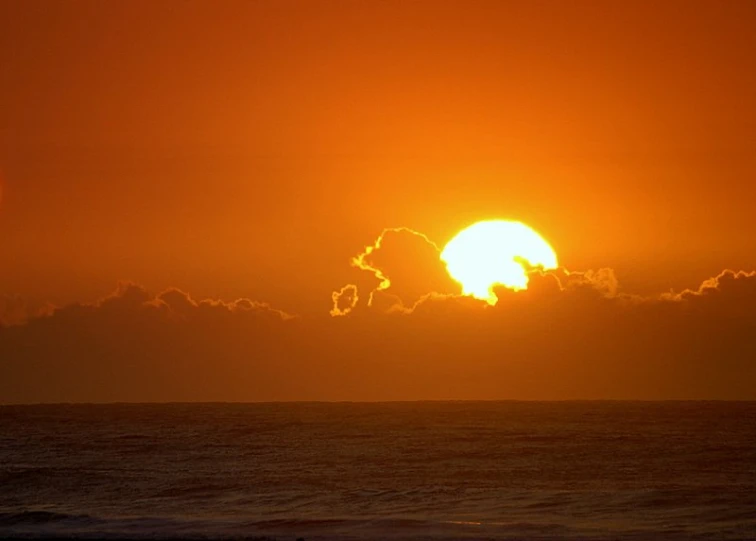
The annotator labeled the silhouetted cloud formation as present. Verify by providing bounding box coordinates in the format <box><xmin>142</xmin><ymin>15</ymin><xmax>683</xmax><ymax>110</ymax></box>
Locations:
<box><xmin>671</xmin><ymin>269</ymin><xmax>756</xmax><ymax>309</ymax></box>
<box><xmin>330</xmin><ymin>284</ymin><xmax>359</xmax><ymax>317</ymax></box>
<box><xmin>0</xmin><ymin>295</ymin><xmax>53</xmax><ymax>327</ymax></box>
<box><xmin>0</xmin><ymin>295</ymin><xmax>28</xmax><ymax>327</ymax></box>
<box><xmin>2</xmin><ymin>268</ymin><xmax>756</xmax><ymax>402</ymax></box>
<box><xmin>331</xmin><ymin>227</ymin><xmax>460</xmax><ymax>315</ymax></box>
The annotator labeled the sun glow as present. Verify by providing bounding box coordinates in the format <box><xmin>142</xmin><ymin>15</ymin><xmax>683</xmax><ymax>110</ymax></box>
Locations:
<box><xmin>440</xmin><ymin>220</ymin><xmax>558</xmax><ymax>305</ymax></box>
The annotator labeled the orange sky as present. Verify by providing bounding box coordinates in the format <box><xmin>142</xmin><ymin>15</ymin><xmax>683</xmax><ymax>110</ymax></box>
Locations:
<box><xmin>1</xmin><ymin>1</ymin><xmax>756</xmax><ymax>402</ymax></box>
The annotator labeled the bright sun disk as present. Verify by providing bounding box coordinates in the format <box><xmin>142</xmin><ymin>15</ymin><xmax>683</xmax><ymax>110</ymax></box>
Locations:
<box><xmin>440</xmin><ymin>220</ymin><xmax>558</xmax><ymax>305</ymax></box>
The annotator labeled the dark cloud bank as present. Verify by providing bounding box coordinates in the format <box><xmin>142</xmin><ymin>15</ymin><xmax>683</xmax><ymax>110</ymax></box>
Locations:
<box><xmin>2</xmin><ymin>266</ymin><xmax>756</xmax><ymax>403</ymax></box>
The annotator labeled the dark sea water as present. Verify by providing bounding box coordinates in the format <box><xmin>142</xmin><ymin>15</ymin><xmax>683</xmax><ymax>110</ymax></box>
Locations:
<box><xmin>1</xmin><ymin>402</ymin><xmax>755</xmax><ymax>540</ymax></box>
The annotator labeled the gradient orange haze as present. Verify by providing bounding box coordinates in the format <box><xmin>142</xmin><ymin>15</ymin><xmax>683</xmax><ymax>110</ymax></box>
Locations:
<box><xmin>2</xmin><ymin>1</ymin><xmax>756</xmax><ymax>402</ymax></box>
<box><xmin>2</xmin><ymin>0</ymin><xmax>756</xmax><ymax>314</ymax></box>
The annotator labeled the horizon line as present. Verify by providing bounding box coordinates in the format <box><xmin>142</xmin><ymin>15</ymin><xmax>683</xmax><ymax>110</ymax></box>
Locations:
<box><xmin>2</xmin><ymin>398</ymin><xmax>755</xmax><ymax>407</ymax></box>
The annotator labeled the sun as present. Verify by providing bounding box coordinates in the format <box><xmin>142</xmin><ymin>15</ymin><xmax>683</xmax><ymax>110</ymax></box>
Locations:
<box><xmin>440</xmin><ymin>220</ymin><xmax>558</xmax><ymax>305</ymax></box>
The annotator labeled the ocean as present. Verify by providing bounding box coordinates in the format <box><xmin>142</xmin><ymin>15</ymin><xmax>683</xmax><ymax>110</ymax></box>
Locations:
<box><xmin>1</xmin><ymin>402</ymin><xmax>755</xmax><ymax>540</ymax></box>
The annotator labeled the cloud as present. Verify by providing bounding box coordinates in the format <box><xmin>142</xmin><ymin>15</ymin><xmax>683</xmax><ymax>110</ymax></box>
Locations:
<box><xmin>0</xmin><ymin>295</ymin><xmax>30</xmax><ymax>327</ymax></box>
<box><xmin>330</xmin><ymin>227</ymin><xmax>625</xmax><ymax>317</ymax></box>
<box><xmin>331</xmin><ymin>227</ymin><xmax>460</xmax><ymax>315</ymax></box>
<box><xmin>0</xmin><ymin>283</ymin><xmax>297</xmax><ymax>403</ymax></box>
<box><xmin>2</xmin><ymin>268</ymin><xmax>756</xmax><ymax>402</ymax></box>
<box><xmin>664</xmin><ymin>269</ymin><xmax>756</xmax><ymax>310</ymax></box>
<box><xmin>330</xmin><ymin>284</ymin><xmax>359</xmax><ymax>317</ymax></box>
<box><xmin>0</xmin><ymin>295</ymin><xmax>55</xmax><ymax>327</ymax></box>
<box><xmin>151</xmin><ymin>286</ymin><xmax>294</xmax><ymax>321</ymax></box>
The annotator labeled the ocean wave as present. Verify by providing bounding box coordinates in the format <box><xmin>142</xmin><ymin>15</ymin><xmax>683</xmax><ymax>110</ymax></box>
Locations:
<box><xmin>0</xmin><ymin>511</ymin><xmax>741</xmax><ymax>541</ymax></box>
<box><xmin>0</xmin><ymin>510</ymin><xmax>94</xmax><ymax>526</ymax></box>
<box><xmin>2</xmin><ymin>402</ymin><xmax>755</xmax><ymax>540</ymax></box>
